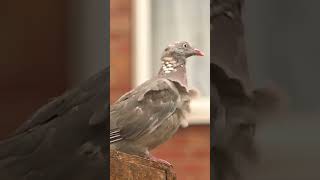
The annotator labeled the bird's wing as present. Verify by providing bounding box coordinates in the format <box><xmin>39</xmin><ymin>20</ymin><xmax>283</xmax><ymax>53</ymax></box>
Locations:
<box><xmin>110</xmin><ymin>78</ymin><xmax>180</xmax><ymax>143</ymax></box>
<box><xmin>0</xmin><ymin>68</ymin><xmax>108</xmax><ymax>180</ymax></box>
<box><xmin>14</xmin><ymin>68</ymin><xmax>108</xmax><ymax>135</ymax></box>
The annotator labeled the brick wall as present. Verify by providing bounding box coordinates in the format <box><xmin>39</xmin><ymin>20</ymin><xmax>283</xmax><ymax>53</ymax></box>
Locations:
<box><xmin>152</xmin><ymin>126</ymin><xmax>210</xmax><ymax>180</ymax></box>
<box><xmin>110</xmin><ymin>0</ymin><xmax>210</xmax><ymax>179</ymax></box>
<box><xmin>110</xmin><ymin>0</ymin><xmax>132</xmax><ymax>102</ymax></box>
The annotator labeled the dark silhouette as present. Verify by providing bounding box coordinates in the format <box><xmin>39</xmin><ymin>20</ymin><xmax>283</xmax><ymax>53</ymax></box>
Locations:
<box><xmin>211</xmin><ymin>0</ymin><xmax>282</xmax><ymax>179</ymax></box>
<box><xmin>0</xmin><ymin>68</ymin><xmax>108</xmax><ymax>180</ymax></box>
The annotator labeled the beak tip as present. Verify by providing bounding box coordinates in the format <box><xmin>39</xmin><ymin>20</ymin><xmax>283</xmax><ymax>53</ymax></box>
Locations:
<box><xmin>194</xmin><ymin>48</ymin><xmax>205</xmax><ymax>56</ymax></box>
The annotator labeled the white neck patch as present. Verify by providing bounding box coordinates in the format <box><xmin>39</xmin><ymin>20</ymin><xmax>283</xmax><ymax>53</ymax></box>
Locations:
<box><xmin>161</xmin><ymin>57</ymin><xmax>177</xmax><ymax>74</ymax></box>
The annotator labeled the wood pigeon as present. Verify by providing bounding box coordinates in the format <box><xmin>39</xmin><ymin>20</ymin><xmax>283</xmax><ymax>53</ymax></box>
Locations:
<box><xmin>110</xmin><ymin>41</ymin><xmax>204</xmax><ymax>163</ymax></box>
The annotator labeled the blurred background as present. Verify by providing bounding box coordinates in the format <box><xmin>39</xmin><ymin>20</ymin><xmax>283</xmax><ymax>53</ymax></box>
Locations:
<box><xmin>4</xmin><ymin>0</ymin><xmax>320</xmax><ymax>179</ymax></box>
<box><xmin>243</xmin><ymin>0</ymin><xmax>320</xmax><ymax>179</ymax></box>
<box><xmin>111</xmin><ymin>0</ymin><xmax>210</xmax><ymax>179</ymax></box>
<box><xmin>0</xmin><ymin>0</ymin><xmax>106</xmax><ymax>137</ymax></box>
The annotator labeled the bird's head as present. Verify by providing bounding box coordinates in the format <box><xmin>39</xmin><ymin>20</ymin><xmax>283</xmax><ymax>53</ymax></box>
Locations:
<box><xmin>160</xmin><ymin>41</ymin><xmax>204</xmax><ymax>75</ymax></box>
<box><xmin>161</xmin><ymin>41</ymin><xmax>204</xmax><ymax>60</ymax></box>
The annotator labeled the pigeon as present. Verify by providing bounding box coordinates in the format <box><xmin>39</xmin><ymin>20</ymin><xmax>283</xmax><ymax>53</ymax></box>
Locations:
<box><xmin>0</xmin><ymin>68</ymin><xmax>108</xmax><ymax>180</ymax></box>
<box><xmin>110</xmin><ymin>41</ymin><xmax>204</xmax><ymax>162</ymax></box>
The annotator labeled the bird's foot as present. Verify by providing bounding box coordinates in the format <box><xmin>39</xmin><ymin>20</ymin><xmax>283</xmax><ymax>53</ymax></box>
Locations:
<box><xmin>148</xmin><ymin>155</ymin><xmax>172</xmax><ymax>167</ymax></box>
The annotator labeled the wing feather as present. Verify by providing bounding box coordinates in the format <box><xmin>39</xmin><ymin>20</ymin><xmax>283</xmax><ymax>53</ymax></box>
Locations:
<box><xmin>110</xmin><ymin>78</ymin><xmax>180</xmax><ymax>142</ymax></box>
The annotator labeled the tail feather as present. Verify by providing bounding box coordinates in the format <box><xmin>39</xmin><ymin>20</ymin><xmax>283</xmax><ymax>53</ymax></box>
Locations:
<box><xmin>109</xmin><ymin>129</ymin><xmax>123</xmax><ymax>144</ymax></box>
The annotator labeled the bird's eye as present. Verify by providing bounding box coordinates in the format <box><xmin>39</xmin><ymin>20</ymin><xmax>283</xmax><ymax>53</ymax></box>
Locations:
<box><xmin>183</xmin><ymin>43</ymin><xmax>188</xmax><ymax>48</ymax></box>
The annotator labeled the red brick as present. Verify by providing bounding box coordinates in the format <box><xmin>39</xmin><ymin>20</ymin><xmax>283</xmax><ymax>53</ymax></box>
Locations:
<box><xmin>110</xmin><ymin>0</ymin><xmax>132</xmax><ymax>100</ymax></box>
<box><xmin>152</xmin><ymin>126</ymin><xmax>210</xmax><ymax>180</ymax></box>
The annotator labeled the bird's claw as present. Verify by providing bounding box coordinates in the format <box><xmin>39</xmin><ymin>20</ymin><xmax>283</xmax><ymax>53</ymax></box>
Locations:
<box><xmin>149</xmin><ymin>156</ymin><xmax>172</xmax><ymax>167</ymax></box>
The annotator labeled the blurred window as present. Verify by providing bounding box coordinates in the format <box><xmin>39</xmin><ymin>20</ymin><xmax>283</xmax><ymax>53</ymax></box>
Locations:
<box><xmin>133</xmin><ymin>0</ymin><xmax>210</xmax><ymax>124</ymax></box>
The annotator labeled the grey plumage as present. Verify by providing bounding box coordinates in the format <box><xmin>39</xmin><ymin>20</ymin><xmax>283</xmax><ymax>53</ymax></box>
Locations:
<box><xmin>0</xmin><ymin>68</ymin><xmax>108</xmax><ymax>180</ymax></box>
<box><xmin>110</xmin><ymin>41</ymin><xmax>204</xmax><ymax>158</ymax></box>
